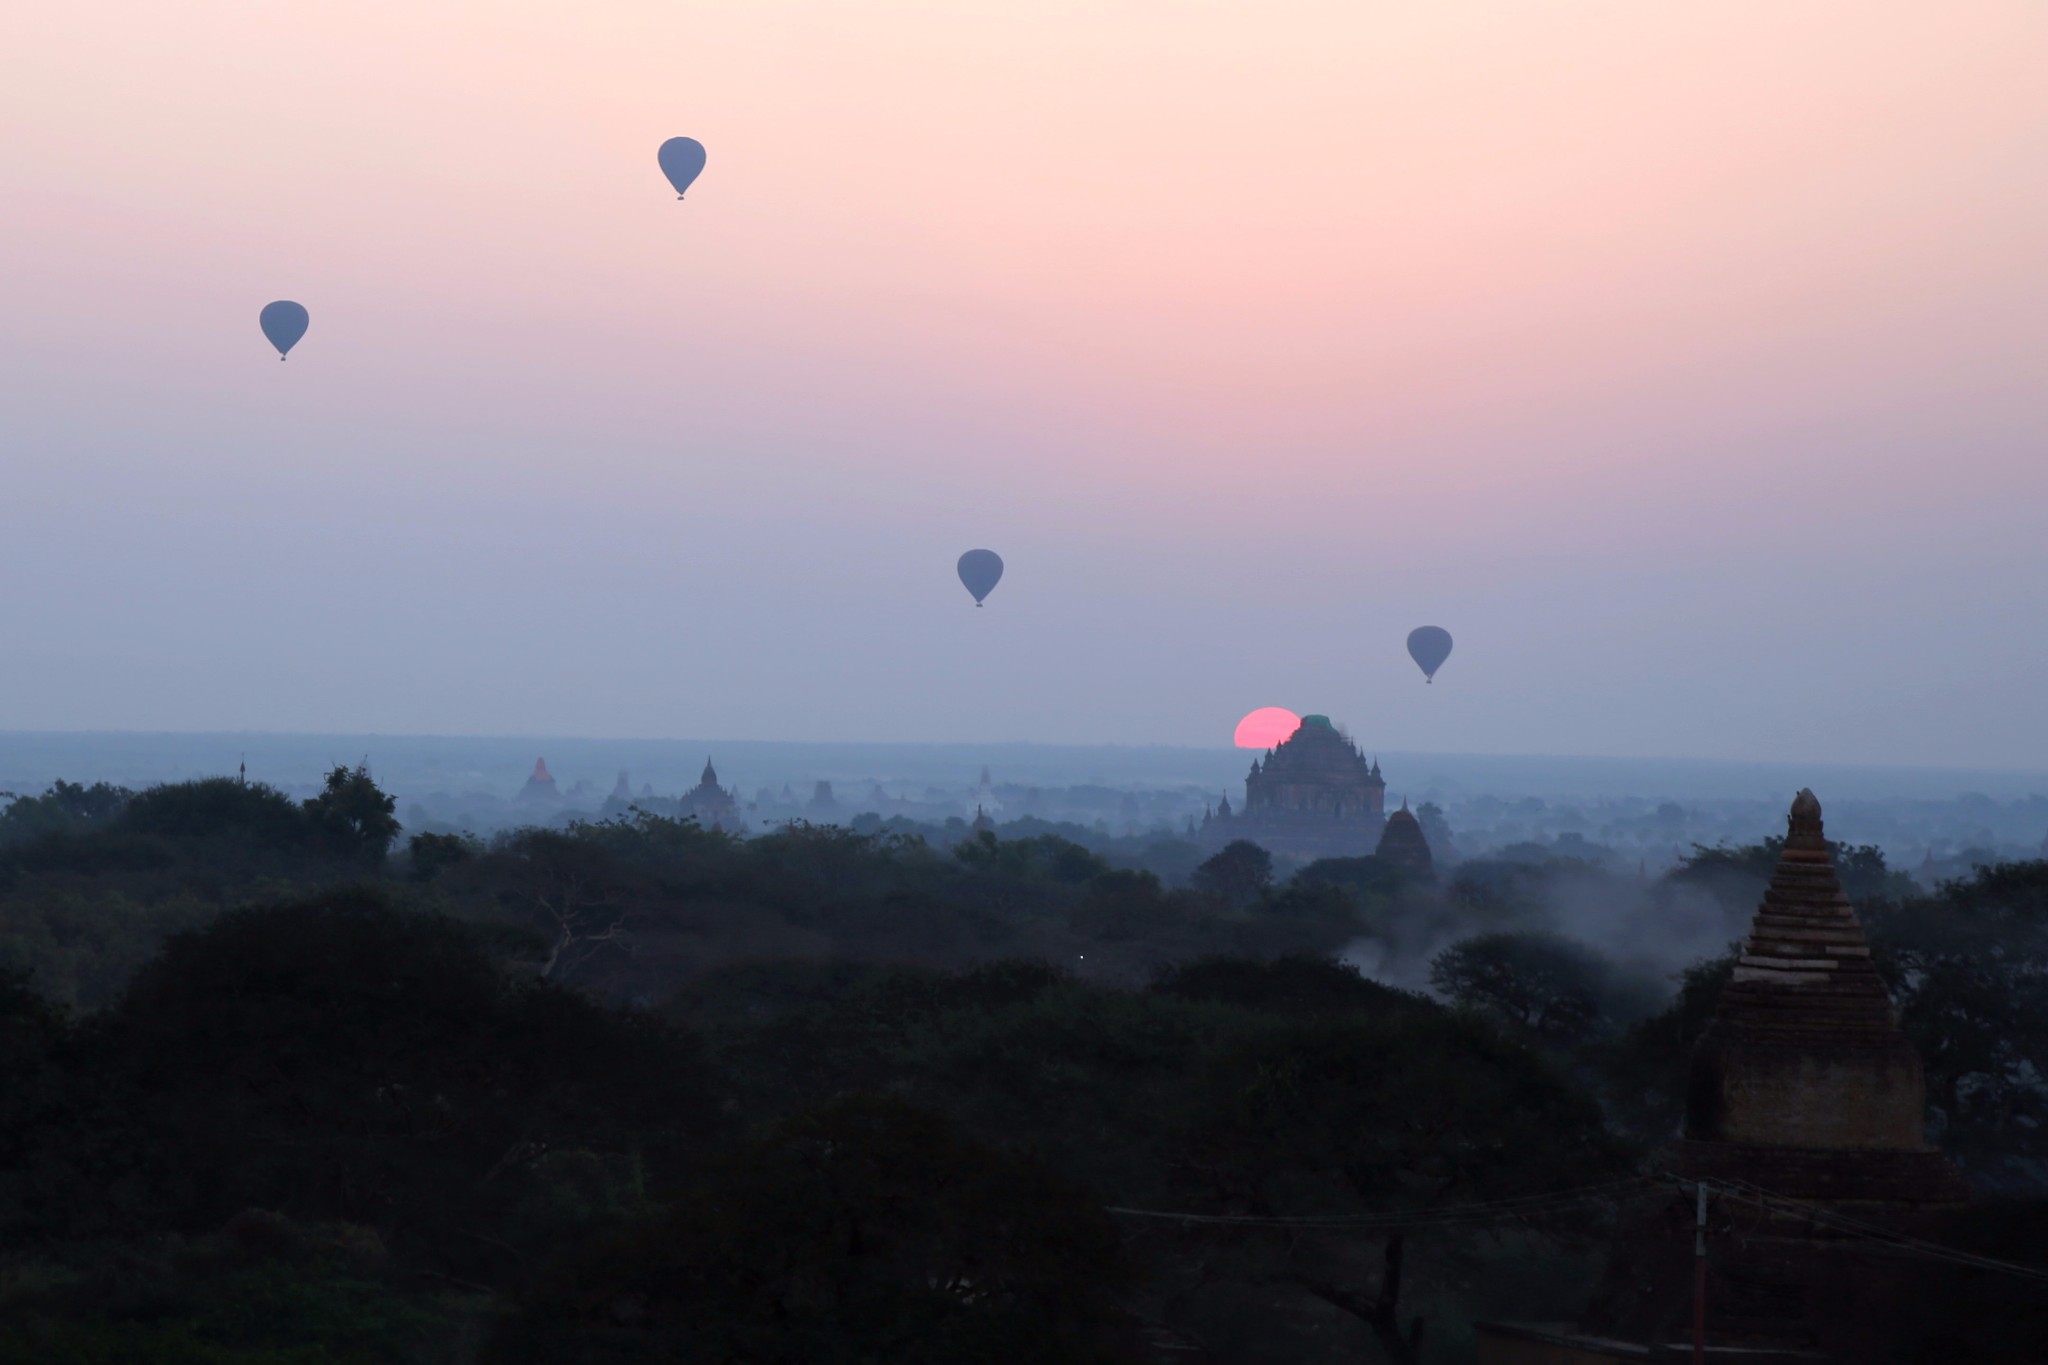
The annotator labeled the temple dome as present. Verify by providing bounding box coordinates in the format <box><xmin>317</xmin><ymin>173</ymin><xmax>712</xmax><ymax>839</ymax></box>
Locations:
<box><xmin>1201</xmin><ymin>711</ymin><xmax>1387</xmax><ymax>860</ymax></box>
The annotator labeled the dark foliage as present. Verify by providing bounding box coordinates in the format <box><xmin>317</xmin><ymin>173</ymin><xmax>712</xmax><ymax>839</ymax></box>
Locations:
<box><xmin>119</xmin><ymin>778</ymin><xmax>312</xmax><ymax>846</ymax></box>
<box><xmin>405</xmin><ymin>830</ymin><xmax>479</xmax><ymax>882</ymax></box>
<box><xmin>0</xmin><ymin>780</ymin><xmax>133</xmax><ymax>846</ymax></box>
<box><xmin>1430</xmin><ymin>931</ymin><xmax>1660</xmax><ymax>1044</ymax></box>
<box><xmin>1596</xmin><ymin>952</ymin><xmax>1737</xmax><ymax>1140</ymax></box>
<box><xmin>302</xmin><ymin>764</ymin><xmax>401</xmax><ymax>865</ymax></box>
<box><xmin>1151</xmin><ymin>953</ymin><xmax>1428</xmax><ymax>1020</ymax></box>
<box><xmin>1192</xmin><ymin>839</ymin><xmax>1274</xmax><ymax>907</ymax></box>
<box><xmin>1298</xmin><ymin>853</ymin><xmax>1411</xmax><ymax>899</ymax></box>
<box><xmin>1865</xmin><ymin>860</ymin><xmax>2048</xmax><ymax>1160</ymax></box>
<box><xmin>484</xmin><ymin>1095</ymin><xmax>1137</xmax><ymax>1365</ymax></box>
<box><xmin>1176</xmin><ymin>1011</ymin><xmax>1631</xmax><ymax>1363</ymax></box>
<box><xmin>23</xmin><ymin>889</ymin><xmax>716</xmax><ymax>1272</ymax></box>
<box><xmin>954</xmin><ymin>829</ymin><xmax>1111</xmax><ymax>884</ymax></box>
<box><xmin>7</xmin><ymin>769</ymin><xmax>2048</xmax><ymax>1362</ymax></box>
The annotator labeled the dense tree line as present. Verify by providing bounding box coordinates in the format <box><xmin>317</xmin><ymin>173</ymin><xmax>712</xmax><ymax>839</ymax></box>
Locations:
<box><xmin>3</xmin><ymin>772</ymin><xmax>2047</xmax><ymax>1361</ymax></box>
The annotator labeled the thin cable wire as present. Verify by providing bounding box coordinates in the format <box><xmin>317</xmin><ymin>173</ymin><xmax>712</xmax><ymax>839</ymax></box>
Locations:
<box><xmin>1106</xmin><ymin>1175</ymin><xmax>1664</xmax><ymax>1229</ymax></box>
<box><xmin>1705</xmin><ymin>1178</ymin><xmax>2048</xmax><ymax>1285</ymax></box>
<box><xmin>1116</xmin><ymin>1168</ymin><xmax>2048</xmax><ymax>1284</ymax></box>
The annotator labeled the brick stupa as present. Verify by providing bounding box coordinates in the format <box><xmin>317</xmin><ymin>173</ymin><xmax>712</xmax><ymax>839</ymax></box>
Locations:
<box><xmin>1480</xmin><ymin>793</ymin><xmax>1969</xmax><ymax>1362</ymax></box>
<box><xmin>1374</xmin><ymin>802</ymin><xmax>1434</xmax><ymax>880</ymax></box>
<box><xmin>1674</xmin><ymin>788</ymin><xmax>1967</xmax><ymax>1203</ymax></box>
<box><xmin>1478</xmin><ymin>793</ymin><xmax>1970</xmax><ymax>1362</ymax></box>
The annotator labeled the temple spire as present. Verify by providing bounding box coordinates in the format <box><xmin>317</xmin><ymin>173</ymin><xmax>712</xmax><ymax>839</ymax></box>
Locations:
<box><xmin>1688</xmin><ymin>789</ymin><xmax>1929</xmax><ymax>1151</ymax></box>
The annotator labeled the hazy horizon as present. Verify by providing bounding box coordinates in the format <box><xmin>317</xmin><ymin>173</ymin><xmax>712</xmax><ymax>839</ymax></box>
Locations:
<box><xmin>7</xmin><ymin>729</ymin><xmax>2048</xmax><ymax>809</ymax></box>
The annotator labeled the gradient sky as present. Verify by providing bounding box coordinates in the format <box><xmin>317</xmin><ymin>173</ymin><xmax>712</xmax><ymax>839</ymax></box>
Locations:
<box><xmin>2</xmin><ymin>0</ymin><xmax>2044</xmax><ymax>766</ymax></box>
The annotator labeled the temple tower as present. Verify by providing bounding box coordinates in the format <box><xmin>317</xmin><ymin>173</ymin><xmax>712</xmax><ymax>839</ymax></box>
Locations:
<box><xmin>516</xmin><ymin>757</ymin><xmax>561</xmax><ymax>803</ymax></box>
<box><xmin>1678</xmin><ymin>789</ymin><xmax>1966</xmax><ymax>1200</ymax></box>
<box><xmin>677</xmin><ymin>758</ymin><xmax>746</xmax><ymax>833</ymax></box>
<box><xmin>1479</xmin><ymin>791</ymin><xmax>1969</xmax><ymax>1363</ymax></box>
<box><xmin>1375</xmin><ymin>802</ymin><xmax>1434</xmax><ymax>879</ymax></box>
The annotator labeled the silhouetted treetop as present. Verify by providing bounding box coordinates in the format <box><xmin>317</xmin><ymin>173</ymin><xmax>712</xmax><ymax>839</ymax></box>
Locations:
<box><xmin>302</xmin><ymin>763</ymin><xmax>400</xmax><ymax>864</ymax></box>
<box><xmin>118</xmin><ymin>777</ymin><xmax>308</xmax><ymax>845</ymax></box>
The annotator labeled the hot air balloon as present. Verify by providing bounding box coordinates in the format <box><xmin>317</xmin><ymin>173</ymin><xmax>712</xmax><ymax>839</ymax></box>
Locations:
<box><xmin>658</xmin><ymin>137</ymin><xmax>707</xmax><ymax>199</ymax></box>
<box><xmin>259</xmin><ymin>301</ymin><xmax>309</xmax><ymax>360</ymax></box>
<box><xmin>1407</xmin><ymin>626</ymin><xmax>1453</xmax><ymax>683</ymax></box>
<box><xmin>957</xmin><ymin>549</ymin><xmax>1003</xmax><ymax>606</ymax></box>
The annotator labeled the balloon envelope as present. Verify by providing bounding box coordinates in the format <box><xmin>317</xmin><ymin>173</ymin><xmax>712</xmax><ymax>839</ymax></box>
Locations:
<box><xmin>658</xmin><ymin>137</ymin><xmax>707</xmax><ymax>198</ymax></box>
<box><xmin>259</xmin><ymin>301</ymin><xmax>308</xmax><ymax>358</ymax></box>
<box><xmin>1234</xmin><ymin>707</ymin><xmax>1302</xmax><ymax>749</ymax></box>
<box><xmin>957</xmin><ymin>549</ymin><xmax>1004</xmax><ymax>605</ymax></box>
<box><xmin>1407</xmin><ymin>626</ymin><xmax>1453</xmax><ymax>682</ymax></box>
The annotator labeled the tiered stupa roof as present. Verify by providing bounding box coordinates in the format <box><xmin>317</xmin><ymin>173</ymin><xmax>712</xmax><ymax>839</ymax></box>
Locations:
<box><xmin>1254</xmin><ymin>714</ymin><xmax>1381</xmax><ymax>790</ymax></box>
<box><xmin>1718</xmin><ymin>788</ymin><xmax>1896</xmax><ymax>1016</ymax></box>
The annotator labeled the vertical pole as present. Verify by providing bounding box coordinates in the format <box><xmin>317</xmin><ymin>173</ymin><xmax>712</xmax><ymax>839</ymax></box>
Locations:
<box><xmin>1693</xmin><ymin>1182</ymin><xmax>1708</xmax><ymax>1365</ymax></box>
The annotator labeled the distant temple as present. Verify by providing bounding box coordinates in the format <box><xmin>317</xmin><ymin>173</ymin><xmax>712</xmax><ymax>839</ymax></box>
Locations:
<box><xmin>609</xmin><ymin>771</ymin><xmax>632</xmax><ymax>804</ymax></box>
<box><xmin>806</xmin><ymin>780</ymin><xmax>840</xmax><ymax>821</ymax></box>
<box><xmin>516</xmin><ymin>757</ymin><xmax>561</xmax><ymax>803</ymax></box>
<box><xmin>970</xmin><ymin>804</ymin><xmax>995</xmax><ymax>835</ymax></box>
<box><xmin>1480</xmin><ymin>790</ymin><xmax>1969</xmax><ymax>1363</ymax></box>
<box><xmin>1197</xmin><ymin>714</ymin><xmax>1386</xmax><ymax>861</ymax></box>
<box><xmin>973</xmin><ymin>766</ymin><xmax>1003</xmax><ymax>816</ymax></box>
<box><xmin>1375</xmin><ymin>802</ymin><xmax>1434</xmax><ymax>879</ymax></box>
<box><xmin>677</xmin><ymin>759</ymin><xmax>746</xmax><ymax>834</ymax></box>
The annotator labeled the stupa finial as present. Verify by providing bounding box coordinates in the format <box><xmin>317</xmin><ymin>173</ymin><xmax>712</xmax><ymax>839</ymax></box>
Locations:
<box><xmin>1788</xmin><ymin>788</ymin><xmax>1824</xmax><ymax>848</ymax></box>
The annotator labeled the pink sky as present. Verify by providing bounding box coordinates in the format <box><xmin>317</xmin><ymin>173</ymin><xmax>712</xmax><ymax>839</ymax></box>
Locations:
<box><xmin>0</xmin><ymin>1</ymin><xmax>2044</xmax><ymax>765</ymax></box>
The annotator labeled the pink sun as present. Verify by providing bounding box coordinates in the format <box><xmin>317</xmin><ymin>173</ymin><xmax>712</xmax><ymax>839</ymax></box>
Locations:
<box><xmin>1233</xmin><ymin>707</ymin><xmax>1301</xmax><ymax>749</ymax></box>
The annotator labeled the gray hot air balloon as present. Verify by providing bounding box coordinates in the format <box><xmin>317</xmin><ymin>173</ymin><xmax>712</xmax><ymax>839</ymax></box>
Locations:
<box><xmin>259</xmin><ymin>301</ymin><xmax>309</xmax><ymax>360</ymax></box>
<box><xmin>1407</xmin><ymin>626</ymin><xmax>1453</xmax><ymax>683</ymax></box>
<box><xmin>658</xmin><ymin>137</ymin><xmax>707</xmax><ymax>199</ymax></box>
<box><xmin>957</xmin><ymin>549</ymin><xmax>1003</xmax><ymax>606</ymax></box>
